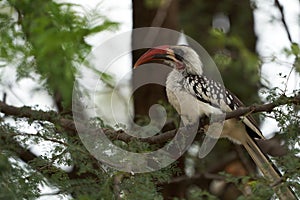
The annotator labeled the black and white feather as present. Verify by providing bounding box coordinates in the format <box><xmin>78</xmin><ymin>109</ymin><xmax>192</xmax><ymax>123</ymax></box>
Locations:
<box><xmin>182</xmin><ymin>73</ymin><xmax>263</xmax><ymax>139</ymax></box>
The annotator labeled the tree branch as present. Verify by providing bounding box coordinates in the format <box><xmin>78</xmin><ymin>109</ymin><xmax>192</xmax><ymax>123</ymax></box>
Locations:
<box><xmin>0</xmin><ymin>95</ymin><xmax>299</xmax><ymax>145</ymax></box>
<box><xmin>217</xmin><ymin>94</ymin><xmax>300</xmax><ymax>121</ymax></box>
<box><xmin>0</xmin><ymin>101</ymin><xmax>58</xmax><ymax>122</ymax></box>
<box><xmin>274</xmin><ymin>0</ymin><xmax>293</xmax><ymax>44</ymax></box>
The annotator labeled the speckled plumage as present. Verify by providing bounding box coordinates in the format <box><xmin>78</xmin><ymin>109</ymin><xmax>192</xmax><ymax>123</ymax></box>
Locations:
<box><xmin>183</xmin><ymin>74</ymin><xmax>238</xmax><ymax>111</ymax></box>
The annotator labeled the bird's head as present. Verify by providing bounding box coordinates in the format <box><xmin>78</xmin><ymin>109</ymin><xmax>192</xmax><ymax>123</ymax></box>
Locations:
<box><xmin>134</xmin><ymin>45</ymin><xmax>203</xmax><ymax>75</ymax></box>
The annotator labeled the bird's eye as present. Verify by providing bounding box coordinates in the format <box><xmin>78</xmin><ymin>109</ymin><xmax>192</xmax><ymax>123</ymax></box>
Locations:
<box><xmin>172</xmin><ymin>48</ymin><xmax>184</xmax><ymax>62</ymax></box>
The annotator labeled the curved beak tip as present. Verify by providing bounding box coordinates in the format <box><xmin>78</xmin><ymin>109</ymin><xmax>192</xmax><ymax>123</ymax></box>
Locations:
<box><xmin>133</xmin><ymin>55</ymin><xmax>153</xmax><ymax>69</ymax></box>
<box><xmin>133</xmin><ymin>60</ymin><xmax>142</xmax><ymax>68</ymax></box>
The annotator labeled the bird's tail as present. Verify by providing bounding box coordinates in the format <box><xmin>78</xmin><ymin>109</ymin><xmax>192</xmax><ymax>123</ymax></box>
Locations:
<box><xmin>243</xmin><ymin>134</ymin><xmax>296</xmax><ymax>199</ymax></box>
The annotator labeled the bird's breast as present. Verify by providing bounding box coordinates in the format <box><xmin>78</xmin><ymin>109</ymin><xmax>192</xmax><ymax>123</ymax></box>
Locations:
<box><xmin>166</xmin><ymin>71</ymin><xmax>222</xmax><ymax>123</ymax></box>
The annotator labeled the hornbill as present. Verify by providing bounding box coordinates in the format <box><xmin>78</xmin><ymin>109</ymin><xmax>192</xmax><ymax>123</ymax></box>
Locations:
<box><xmin>134</xmin><ymin>45</ymin><xmax>296</xmax><ymax>199</ymax></box>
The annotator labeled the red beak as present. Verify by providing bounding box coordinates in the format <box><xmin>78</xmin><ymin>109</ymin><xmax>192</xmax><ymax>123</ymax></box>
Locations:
<box><xmin>134</xmin><ymin>45</ymin><xmax>171</xmax><ymax>68</ymax></box>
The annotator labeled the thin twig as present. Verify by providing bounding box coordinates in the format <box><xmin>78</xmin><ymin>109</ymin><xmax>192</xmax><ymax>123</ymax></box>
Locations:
<box><xmin>24</xmin><ymin>132</ymin><xmax>68</xmax><ymax>146</ymax></box>
<box><xmin>274</xmin><ymin>0</ymin><xmax>293</xmax><ymax>43</ymax></box>
<box><xmin>283</xmin><ymin>65</ymin><xmax>295</xmax><ymax>94</ymax></box>
<box><xmin>2</xmin><ymin>92</ymin><xmax>6</xmax><ymax>103</ymax></box>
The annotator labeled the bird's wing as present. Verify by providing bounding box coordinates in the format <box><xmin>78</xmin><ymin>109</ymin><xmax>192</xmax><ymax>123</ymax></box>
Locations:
<box><xmin>183</xmin><ymin>74</ymin><xmax>264</xmax><ymax>139</ymax></box>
